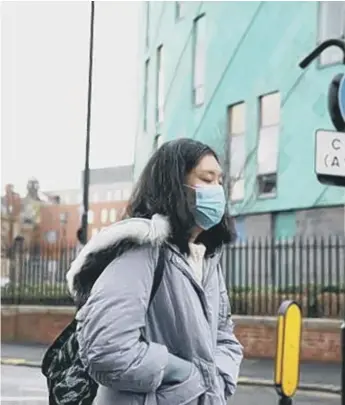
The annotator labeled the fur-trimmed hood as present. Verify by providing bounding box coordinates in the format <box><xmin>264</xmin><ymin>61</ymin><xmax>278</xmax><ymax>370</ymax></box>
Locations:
<box><xmin>66</xmin><ymin>214</ymin><xmax>170</xmax><ymax>308</ymax></box>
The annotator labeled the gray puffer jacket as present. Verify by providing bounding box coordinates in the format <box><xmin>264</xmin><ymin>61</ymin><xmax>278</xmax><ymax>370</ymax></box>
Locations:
<box><xmin>66</xmin><ymin>214</ymin><xmax>243</xmax><ymax>405</ymax></box>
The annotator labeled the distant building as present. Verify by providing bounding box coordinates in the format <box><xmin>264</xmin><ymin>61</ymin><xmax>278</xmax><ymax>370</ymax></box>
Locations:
<box><xmin>41</xmin><ymin>165</ymin><xmax>133</xmax><ymax>246</ymax></box>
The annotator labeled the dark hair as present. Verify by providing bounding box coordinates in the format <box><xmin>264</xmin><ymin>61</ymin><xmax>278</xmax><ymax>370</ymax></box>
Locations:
<box><xmin>126</xmin><ymin>138</ymin><xmax>236</xmax><ymax>256</ymax></box>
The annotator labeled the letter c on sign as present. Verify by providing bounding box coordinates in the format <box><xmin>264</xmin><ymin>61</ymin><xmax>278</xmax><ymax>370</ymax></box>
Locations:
<box><xmin>331</xmin><ymin>138</ymin><xmax>341</xmax><ymax>150</ymax></box>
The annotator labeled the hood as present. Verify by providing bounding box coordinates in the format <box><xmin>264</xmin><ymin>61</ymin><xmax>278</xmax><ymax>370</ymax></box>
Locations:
<box><xmin>66</xmin><ymin>214</ymin><xmax>170</xmax><ymax>307</ymax></box>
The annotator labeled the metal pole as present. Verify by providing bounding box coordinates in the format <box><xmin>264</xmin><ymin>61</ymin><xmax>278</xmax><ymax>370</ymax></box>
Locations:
<box><xmin>80</xmin><ymin>0</ymin><xmax>95</xmax><ymax>245</ymax></box>
<box><xmin>340</xmin><ymin>320</ymin><xmax>345</xmax><ymax>405</ymax></box>
<box><xmin>279</xmin><ymin>396</ymin><xmax>292</xmax><ymax>405</ymax></box>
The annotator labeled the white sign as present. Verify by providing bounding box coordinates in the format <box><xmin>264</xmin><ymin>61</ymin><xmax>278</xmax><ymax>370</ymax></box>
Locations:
<box><xmin>315</xmin><ymin>129</ymin><xmax>345</xmax><ymax>177</ymax></box>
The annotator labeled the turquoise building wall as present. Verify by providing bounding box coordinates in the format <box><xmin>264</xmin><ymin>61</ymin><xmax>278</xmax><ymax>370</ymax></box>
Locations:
<box><xmin>134</xmin><ymin>1</ymin><xmax>344</xmax><ymax>238</ymax></box>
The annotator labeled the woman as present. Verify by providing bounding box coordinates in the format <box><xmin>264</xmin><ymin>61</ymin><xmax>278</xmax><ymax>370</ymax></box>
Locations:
<box><xmin>67</xmin><ymin>138</ymin><xmax>243</xmax><ymax>405</ymax></box>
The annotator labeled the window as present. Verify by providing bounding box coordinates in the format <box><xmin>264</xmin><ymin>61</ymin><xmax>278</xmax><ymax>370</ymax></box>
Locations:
<box><xmin>153</xmin><ymin>134</ymin><xmax>163</xmax><ymax>151</ymax></box>
<box><xmin>45</xmin><ymin>230</ymin><xmax>58</xmax><ymax>244</ymax></box>
<box><xmin>144</xmin><ymin>59</ymin><xmax>150</xmax><ymax>132</ymax></box>
<box><xmin>106</xmin><ymin>190</ymin><xmax>112</xmax><ymax>201</ymax></box>
<box><xmin>87</xmin><ymin>210</ymin><xmax>94</xmax><ymax>224</ymax></box>
<box><xmin>175</xmin><ymin>2</ymin><xmax>185</xmax><ymax>20</ymax></box>
<box><xmin>257</xmin><ymin>92</ymin><xmax>280</xmax><ymax>197</ymax></box>
<box><xmin>92</xmin><ymin>228</ymin><xmax>99</xmax><ymax>237</ymax></box>
<box><xmin>318</xmin><ymin>2</ymin><xmax>345</xmax><ymax>65</ymax></box>
<box><xmin>228</xmin><ymin>103</ymin><xmax>246</xmax><ymax>201</ymax></box>
<box><xmin>109</xmin><ymin>208</ymin><xmax>117</xmax><ymax>223</ymax></box>
<box><xmin>156</xmin><ymin>45</ymin><xmax>164</xmax><ymax>124</ymax></box>
<box><xmin>59</xmin><ymin>212</ymin><xmax>68</xmax><ymax>224</ymax></box>
<box><xmin>101</xmin><ymin>208</ymin><xmax>108</xmax><ymax>224</ymax></box>
<box><xmin>193</xmin><ymin>15</ymin><xmax>206</xmax><ymax>106</ymax></box>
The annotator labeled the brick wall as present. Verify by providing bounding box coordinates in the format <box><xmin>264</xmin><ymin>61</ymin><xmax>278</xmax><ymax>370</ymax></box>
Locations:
<box><xmin>1</xmin><ymin>306</ymin><xmax>342</xmax><ymax>363</ymax></box>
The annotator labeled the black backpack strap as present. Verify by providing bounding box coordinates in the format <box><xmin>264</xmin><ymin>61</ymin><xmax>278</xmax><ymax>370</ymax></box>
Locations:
<box><xmin>148</xmin><ymin>245</ymin><xmax>165</xmax><ymax>306</ymax></box>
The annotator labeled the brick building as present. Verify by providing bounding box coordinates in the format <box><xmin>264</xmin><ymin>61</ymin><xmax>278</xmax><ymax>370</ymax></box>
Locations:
<box><xmin>41</xmin><ymin>165</ymin><xmax>133</xmax><ymax>247</ymax></box>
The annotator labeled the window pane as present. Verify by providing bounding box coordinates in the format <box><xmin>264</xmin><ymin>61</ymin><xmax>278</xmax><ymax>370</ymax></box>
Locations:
<box><xmin>257</xmin><ymin>126</ymin><xmax>279</xmax><ymax>174</ymax></box>
<box><xmin>260</xmin><ymin>92</ymin><xmax>280</xmax><ymax>127</ymax></box>
<box><xmin>319</xmin><ymin>2</ymin><xmax>345</xmax><ymax>64</ymax></box>
<box><xmin>106</xmin><ymin>191</ymin><xmax>112</xmax><ymax>201</ymax></box>
<box><xmin>230</xmin><ymin>135</ymin><xmax>245</xmax><ymax>178</ymax></box>
<box><xmin>319</xmin><ymin>2</ymin><xmax>345</xmax><ymax>39</ymax></box>
<box><xmin>229</xmin><ymin>103</ymin><xmax>245</xmax><ymax>134</ymax></box>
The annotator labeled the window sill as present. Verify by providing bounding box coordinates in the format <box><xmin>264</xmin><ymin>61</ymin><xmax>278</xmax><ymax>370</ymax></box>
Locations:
<box><xmin>193</xmin><ymin>101</ymin><xmax>204</xmax><ymax>109</ymax></box>
<box><xmin>257</xmin><ymin>193</ymin><xmax>277</xmax><ymax>200</ymax></box>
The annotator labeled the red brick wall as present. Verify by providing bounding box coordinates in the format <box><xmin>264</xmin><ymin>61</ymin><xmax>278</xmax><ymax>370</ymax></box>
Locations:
<box><xmin>232</xmin><ymin>316</ymin><xmax>342</xmax><ymax>363</ymax></box>
<box><xmin>1</xmin><ymin>306</ymin><xmax>342</xmax><ymax>363</ymax></box>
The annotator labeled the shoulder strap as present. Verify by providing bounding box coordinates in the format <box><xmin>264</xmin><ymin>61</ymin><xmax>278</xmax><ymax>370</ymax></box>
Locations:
<box><xmin>148</xmin><ymin>246</ymin><xmax>165</xmax><ymax>306</ymax></box>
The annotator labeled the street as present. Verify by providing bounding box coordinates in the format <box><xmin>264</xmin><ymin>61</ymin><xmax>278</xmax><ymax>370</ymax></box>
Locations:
<box><xmin>0</xmin><ymin>364</ymin><xmax>340</xmax><ymax>405</ymax></box>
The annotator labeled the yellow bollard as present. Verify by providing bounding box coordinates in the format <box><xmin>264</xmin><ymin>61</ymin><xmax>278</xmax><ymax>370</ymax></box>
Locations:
<box><xmin>274</xmin><ymin>300</ymin><xmax>302</xmax><ymax>405</ymax></box>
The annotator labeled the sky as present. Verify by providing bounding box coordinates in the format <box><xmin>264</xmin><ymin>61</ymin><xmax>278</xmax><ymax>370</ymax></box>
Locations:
<box><xmin>1</xmin><ymin>1</ymin><xmax>140</xmax><ymax>195</ymax></box>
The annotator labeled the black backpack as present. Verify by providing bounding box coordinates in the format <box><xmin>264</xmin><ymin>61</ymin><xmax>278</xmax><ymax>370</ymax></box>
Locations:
<box><xmin>41</xmin><ymin>247</ymin><xmax>165</xmax><ymax>405</ymax></box>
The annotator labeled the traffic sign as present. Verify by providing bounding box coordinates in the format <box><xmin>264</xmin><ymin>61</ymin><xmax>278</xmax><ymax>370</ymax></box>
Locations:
<box><xmin>315</xmin><ymin>129</ymin><xmax>345</xmax><ymax>182</ymax></box>
<box><xmin>274</xmin><ymin>301</ymin><xmax>302</xmax><ymax>400</ymax></box>
<box><xmin>338</xmin><ymin>74</ymin><xmax>345</xmax><ymax>121</ymax></box>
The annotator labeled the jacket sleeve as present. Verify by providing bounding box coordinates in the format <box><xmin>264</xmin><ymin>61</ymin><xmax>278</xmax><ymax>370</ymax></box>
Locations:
<box><xmin>76</xmin><ymin>245</ymin><xmax>169</xmax><ymax>393</ymax></box>
<box><xmin>215</xmin><ymin>266</ymin><xmax>244</xmax><ymax>397</ymax></box>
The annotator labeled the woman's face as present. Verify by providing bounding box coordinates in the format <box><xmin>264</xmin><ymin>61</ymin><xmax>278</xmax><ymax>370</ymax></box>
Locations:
<box><xmin>186</xmin><ymin>154</ymin><xmax>223</xmax><ymax>187</ymax></box>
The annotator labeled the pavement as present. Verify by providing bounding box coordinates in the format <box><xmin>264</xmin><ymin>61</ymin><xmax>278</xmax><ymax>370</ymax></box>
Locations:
<box><xmin>1</xmin><ymin>364</ymin><xmax>341</xmax><ymax>405</ymax></box>
<box><xmin>0</xmin><ymin>343</ymin><xmax>342</xmax><ymax>398</ymax></box>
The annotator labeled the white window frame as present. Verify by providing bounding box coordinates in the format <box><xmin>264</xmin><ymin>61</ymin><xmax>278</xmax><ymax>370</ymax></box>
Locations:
<box><xmin>156</xmin><ymin>45</ymin><xmax>164</xmax><ymax>125</ymax></box>
<box><xmin>318</xmin><ymin>2</ymin><xmax>345</xmax><ymax>66</ymax></box>
<box><xmin>193</xmin><ymin>14</ymin><xmax>206</xmax><ymax>106</ymax></box>
<box><xmin>228</xmin><ymin>103</ymin><xmax>246</xmax><ymax>202</ymax></box>
<box><xmin>257</xmin><ymin>92</ymin><xmax>280</xmax><ymax>196</ymax></box>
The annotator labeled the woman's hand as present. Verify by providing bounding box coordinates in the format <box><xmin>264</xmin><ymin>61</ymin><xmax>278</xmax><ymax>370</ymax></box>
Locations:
<box><xmin>162</xmin><ymin>354</ymin><xmax>193</xmax><ymax>385</ymax></box>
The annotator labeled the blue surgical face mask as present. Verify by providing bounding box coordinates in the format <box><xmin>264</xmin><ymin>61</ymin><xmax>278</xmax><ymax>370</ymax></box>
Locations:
<box><xmin>187</xmin><ymin>184</ymin><xmax>226</xmax><ymax>230</ymax></box>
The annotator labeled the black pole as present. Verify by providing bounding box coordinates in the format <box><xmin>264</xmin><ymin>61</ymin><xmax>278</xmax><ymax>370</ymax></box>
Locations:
<box><xmin>79</xmin><ymin>0</ymin><xmax>95</xmax><ymax>245</ymax></box>
<box><xmin>279</xmin><ymin>396</ymin><xmax>292</xmax><ymax>405</ymax></box>
<box><xmin>299</xmin><ymin>39</ymin><xmax>345</xmax><ymax>69</ymax></box>
<box><xmin>340</xmin><ymin>320</ymin><xmax>345</xmax><ymax>405</ymax></box>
